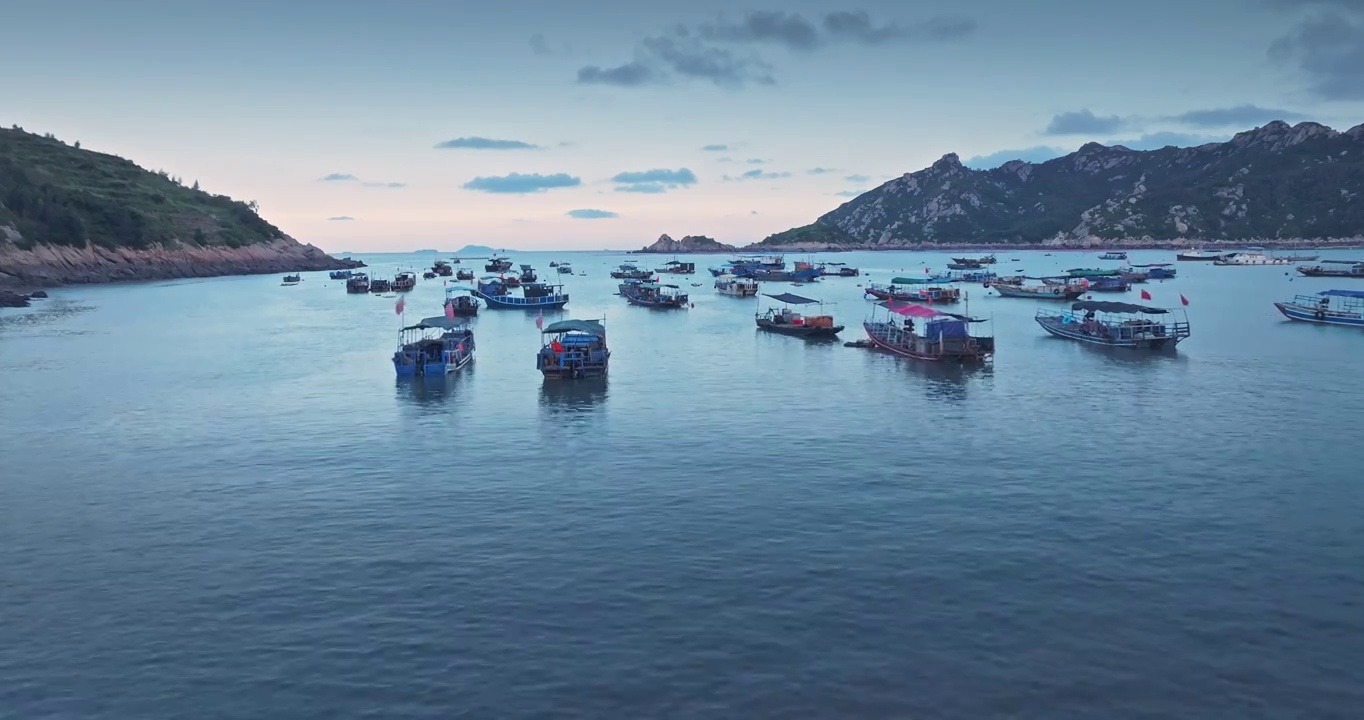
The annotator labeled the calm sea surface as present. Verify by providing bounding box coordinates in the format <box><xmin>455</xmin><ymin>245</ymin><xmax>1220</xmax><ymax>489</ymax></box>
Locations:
<box><xmin>2</xmin><ymin>249</ymin><xmax>1362</xmax><ymax>719</ymax></box>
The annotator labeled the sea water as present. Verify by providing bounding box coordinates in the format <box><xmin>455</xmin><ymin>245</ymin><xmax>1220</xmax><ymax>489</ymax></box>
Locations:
<box><xmin>2</xmin><ymin>249</ymin><xmax>1362</xmax><ymax>718</ymax></box>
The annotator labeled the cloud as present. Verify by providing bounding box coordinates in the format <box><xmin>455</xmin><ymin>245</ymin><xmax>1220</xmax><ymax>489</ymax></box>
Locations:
<box><xmin>844</xmin><ymin>174</ymin><xmax>870</xmax><ymax>182</ymax></box>
<box><xmin>836</xmin><ymin>190</ymin><xmax>867</xmax><ymax>197</ymax></box>
<box><xmin>328</xmin><ymin>216</ymin><xmax>355</xmax><ymax>221</ymax></box>
<box><xmin>615</xmin><ymin>183</ymin><xmax>668</xmax><ymax>194</ymax></box>
<box><xmin>362</xmin><ymin>181</ymin><xmax>406</xmax><ymax>188</ymax></box>
<box><xmin>730</xmin><ymin>168</ymin><xmax>791</xmax><ymax>180</ymax></box>
<box><xmin>567</xmin><ymin>208</ymin><xmax>619</xmax><ymax>219</ymax></box>
<box><xmin>746</xmin><ymin>158</ymin><xmax>767</xmax><ymax>164</ymax></box>
<box><xmin>1269</xmin><ymin>11</ymin><xmax>1364</xmax><ymax>99</ymax></box>
<box><xmin>1044</xmin><ymin>110</ymin><xmax>1127</xmax><ymax>135</ymax></box>
<box><xmin>577</xmin><ymin>61</ymin><xmax>659</xmax><ymax>87</ymax></box>
<box><xmin>435</xmin><ymin>136</ymin><xmax>540</xmax><ymax>150</ymax></box>
<box><xmin>582</xmin><ymin>10</ymin><xmax>968</xmax><ymax>89</ymax></box>
<box><xmin>701</xmin><ymin>144</ymin><xmax>729</xmax><ymax>151</ymax></box>
<box><xmin>530</xmin><ymin>33</ymin><xmax>551</xmax><ymax>56</ymax></box>
<box><xmin>1167</xmin><ymin>105</ymin><xmax>1307</xmax><ymax>127</ymax></box>
<box><xmin>751</xmin><ymin>210</ymin><xmax>759</xmax><ymax>214</ymax></box>
<box><xmin>964</xmin><ymin>146</ymin><xmax>1069</xmax><ymax>169</ymax></box>
<box><xmin>462</xmin><ymin>172</ymin><xmax>582</xmax><ymax>194</ymax></box>
<box><xmin>1109</xmin><ymin>132</ymin><xmax>1229</xmax><ymax>150</ymax></box>
<box><xmin>319</xmin><ymin>173</ymin><xmax>357</xmax><ymax>182</ymax></box>
<box><xmin>610</xmin><ymin>168</ymin><xmax>697</xmax><ymax>194</ymax></box>
<box><xmin>822</xmin><ymin>11</ymin><xmax>977</xmax><ymax>44</ymax></box>
<box><xmin>807</xmin><ymin>167</ymin><xmax>837</xmax><ymax>174</ymax></box>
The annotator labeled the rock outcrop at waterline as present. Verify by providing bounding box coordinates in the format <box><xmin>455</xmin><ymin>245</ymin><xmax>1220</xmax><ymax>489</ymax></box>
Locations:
<box><xmin>0</xmin><ymin>235</ymin><xmax>363</xmax><ymax>289</ymax></box>
<box><xmin>636</xmin><ymin>233</ymin><xmax>736</xmax><ymax>253</ymax></box>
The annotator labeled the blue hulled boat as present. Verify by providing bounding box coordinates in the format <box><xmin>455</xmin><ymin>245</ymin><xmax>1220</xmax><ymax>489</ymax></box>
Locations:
<box><xmin>1036</xmin><ymin>300</ymin><xmax>1191</xmax><ymax>349</ymax></box>
<box><xmin>393</xmin><ymin>317</ymin><xmax>475</xmax><ymax>376</ymax></box>
<box><xmin>1133</xmin><ymin>263</ymin><xmax>1177</xmax><ymax>279</ymax></box>
<box><xmin>1273</xmin><ymin>290</ymin><xmax>1364</xmax><ymax>327</ymax></box>
<box><xmin>472</xmin><ymin>277</ymin><xmax>569</xmax><ymax>309</ymax></box>
<box><xmin>537</xmin><ymin>319</ymin><xmax>610</xmax><ymax>379</ymax></box>
<box><xmin>1086</xmin><ymin>276</ymin><xmax>1131</xmax><ymax>292</ymax></box>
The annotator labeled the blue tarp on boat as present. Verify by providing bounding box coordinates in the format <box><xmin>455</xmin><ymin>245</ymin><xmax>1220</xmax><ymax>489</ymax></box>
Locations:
<box><xmin>1319</xmin><ymin>289</ymin><xmax>1364</xmax><ymax>299</ymax></box>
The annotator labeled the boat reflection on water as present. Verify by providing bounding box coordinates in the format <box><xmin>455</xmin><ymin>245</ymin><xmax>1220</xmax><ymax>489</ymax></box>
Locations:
<box><xmin>538</xmin><ymin>378</ymin><xmax>608</xmax><ymax>413</ymax></box>
<box><xmin>863</xmin><ymin>350</ymin><xmax>993</xmax><ymax>401</ymax></box>
<box><xmin>395</xmin><ymin>364</ymin><xmax>475</xmax><ymax>405</ymax></box>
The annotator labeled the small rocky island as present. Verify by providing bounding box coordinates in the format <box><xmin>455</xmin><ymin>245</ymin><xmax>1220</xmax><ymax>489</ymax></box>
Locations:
<box><xmin>0</xmin><ymin>126</ymin><xmax>362</xmax><ymax>292</ymax></box>
<box><xmin>635</xmin><ymin>233</ymin><xmax>736</xmax><ymax>253</ymax></box>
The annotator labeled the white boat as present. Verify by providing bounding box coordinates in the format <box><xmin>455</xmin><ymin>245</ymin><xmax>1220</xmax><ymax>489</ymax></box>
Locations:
<box><xmin>1213</xmin><ymin>249</ymin><xmax>1292</xmax><ymax>266</ymax></box>
<box><xmin>715</xmin><ymin>274</ymin><xmax>759</xmax><ymax>297</ymax></box>
<box><xmin>1176</xmin><ymin>249</ymin><xmax>1229</xmax><ymax>261</ymax></box>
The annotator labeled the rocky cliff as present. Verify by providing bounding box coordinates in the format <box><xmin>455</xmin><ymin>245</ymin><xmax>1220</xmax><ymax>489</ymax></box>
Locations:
<box><xmin>755</xmin><ymin>120</ymin><xmax>1364</xmax><ymax>248</ymax></box>
<box><xmin>0</xmin><ymin>234</ymin><xmax>362</xmax><ymax>289</ymax></box>
<box><xmin>636</xmin><ymin>233</ymin><xmax>736</xmax><ymax>253</ymax></box>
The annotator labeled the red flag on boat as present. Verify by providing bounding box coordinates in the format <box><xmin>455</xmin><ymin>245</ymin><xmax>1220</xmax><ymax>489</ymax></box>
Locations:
<box><xmin>394</xmin><ymin>296</ymin><xmax>405</xmax><ymax>315</ymax></box>
<box><xmin>1140</xmin><ymin>289</ymin><xmax>1152</xmax><ymax>300</ymax></box>
<box><xmin>535</xmin><ymin>309</ymin><xmax>544</xmax><ymax>329</ymax></box>
<box><xmin>924</xmin><ymin>267</ymin><xmax>930</xmax><ymax>274</ymax></box>
<box><xmin>445</xmin><ymin>300</ymin><xmax>456</xmax><ymax>321</ymax></box>
<box><xmin>1180</xmin><ymin>294</ymin><xmax>1190</xmax><ymax>306</ymax></box>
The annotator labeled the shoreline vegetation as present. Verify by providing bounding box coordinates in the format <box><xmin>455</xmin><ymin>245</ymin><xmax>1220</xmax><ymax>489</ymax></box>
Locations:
<box><xmin>0</xmin><ymin>126</ymin><xmax>360</xmax><ymax>293</ymax></box>
<box><xmin>629</xmin><ymin>237</ymin><xmax>1364</xmax><ymax>253</ymax></box>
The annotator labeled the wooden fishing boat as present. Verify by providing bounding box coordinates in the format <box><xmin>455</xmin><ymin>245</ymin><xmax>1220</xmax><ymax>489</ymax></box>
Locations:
<box><xmin>329</xmin><ymin>270</ymin><xmax>354</xmax><ymax>280</ymax></box>
<box><xmin>1132</xmin><ymin>263</ymin><xmax>1176</xmax><ymax>279</ymax></box>
<box><xmin>345</xmin><ymin>273</ymin><xmax>371</xmax><ymax>293</ymax></box>
<box><xmin>1066</xmin><ymin>268</ymin><xmax>1121</xmax><ymax>278</ymax></box>
<box><xmin>392</xmin><ymin>272</ymin><xmax>417</xmax><ymax>292</ymax></box>
<box><xmin>863</xmin><ymin>284</ymin><xmax>960</xmax><ymax>304</ymax></box>
<box><xmin>946</xmin><ymin>270</ymin><xmax>997</xmax><ymax>283</ymax></box>
<box><xmin>556</xmin><ymin>263</ymin><xmax>574</xmax><ymax>274</ymax></box>
<box><xmin>369</xmin><ymin>277</ymin><xmax>391</xmax><ymax>293</ymax></box>
<box><xmin>1176</xmin><ymin>249</ymin><xmax>1229</xmax><ymax>261</ymax></box>
<box><xmin>1099</xmin><ymin>251</ymin><xmax>1128</xmax><ymax>260</ymax></box>
<box><xmin>989</xmin><ymin>278</ymin><xmax>1086</xmax><ymax>300</ymax></box>
<box><xmin>1036</xmin><ymin>300</ymin><xmax>1190</xmax><ymax>349</ymax></box>
<box><xmin>1213</xmin><ymin>248</ymin><xmax>1291</xmax><ymax>265</ymax></box>
<box><xmin>862</xmin><ymin>301</ymin><xmax>994</xmax><ymax>362</ymax></box>
<box><xmin>281</xmin><ymin>274</ymin><xmax>301</xmax><ymax>285</ymax></box>
<box><xmin>755</xmin><ymin>293</ymin><xmax>843</xmax><ymax>338</ymax></box>
<box><xmin>715</xmin><ymin>274</ymin><xmax>759</xmax><ymax>296</ymax></box>
<box><xmin>473</xmin><ymin>277</ymin><xmax>569</xmax><ymax>309</ymax></box>
<box><xmin>1086</xmin><ymin>276</ymin><xmax>1131</xmax><ymax>292</ymax></box>
<box><xmin>392</xmin><ymin>317</ymin><xmax>475</xmax><ymax>376</ymax></box>
<box><xmin>891</xmin><ymin>273</ymin><xmax>954</xmax><ymax>285</ymax></box>
<box><xmin>538</xmin><ymin>319</ymin><xmax>609</xmax><ymax>379</ymax></box>
<box><xmin>610</xmin><ymin>262</ymin><xmax>652</xmax><ymax>280</ymax></box>
<box><xmin>443</xmin><ymin>286</ymin><xmax>480</xmax><ymax>317</ymax></box>
<box><xmin>455</xmin><ymin>268</ymin><xmax>475</xmax><ymax>280</ymax></box>
<box><xmin>484</xmin><ymin>255</ymin><xmax>513</xmax><ymax>272</ymax></box>
<box><xmin>654</xmin><ymin>260</ymin><xmax>696</xmax><ymax>275</ymax></box>
<box><xmin>1296</xmin><ymin>260</ymin><xmax>1364</xmax><ymax>278</ymax></box>
<box><xmin>622</xmin><ymin>282</ymin><xmax>689</xmax><ymax>308</ymax></box>
<box><xmin>518</xmin><ymin>264</ymin><xmax>538</xmax><ymax>283</ymax></box>
<box><xmin>951</xmin><ymin>255</ymin><xmax>996</xmax><ymax>265</ymax></box>
<box><xmin>1273</xmin><ymin>290</ymin><xmax>1364</xmax><ymax>327</ymax></box>
<box><xmin>432</xmin><ymin>260</ymin><xmax>453</xmax><ymax>277</ymax></box>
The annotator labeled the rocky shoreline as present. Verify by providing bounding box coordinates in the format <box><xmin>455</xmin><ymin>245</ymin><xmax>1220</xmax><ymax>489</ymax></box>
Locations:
<box><xmin>739</xmin><ymin>238</ymin><xmax>1364</xmax><ymax>253</ymax></box>
<box><xmin>0</xmin><ymin>236</ymin><xmax>363</xmax><ymax>292</ymax></box>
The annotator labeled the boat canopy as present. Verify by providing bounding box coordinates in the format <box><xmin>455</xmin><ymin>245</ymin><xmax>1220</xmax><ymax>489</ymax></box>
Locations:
<box><xmin>877</xmin><ymin>301</ymin><xmax>985</xmax><ymax>322</ymax></box>
<box><xmin>542</xmin><ymin>319</ymin><xmax>606</xmax><ymax>336</ymax></box>
<box><xmin>639</xmin><ymin>283</ymin><xmax>679</xmax><ymax>289</ymax></box>
<box><xmin>405</xmin><ymin>316</ymin><xmax>466</xmax><ymax>331</ymax></box>
<box><xmin>1319</xmin><ymin>289</ymin><xmax>1364</xmax><ymax>299</ymax></box>
<box><xmin>763</xmin><ymin>292</ymin><xmax>818</xmax><ymax>304</ymax></box>
<box><xmin>1071</xmin><ymin>300</ymin><xmax>1168</xmax><ymax>314</ymax></box>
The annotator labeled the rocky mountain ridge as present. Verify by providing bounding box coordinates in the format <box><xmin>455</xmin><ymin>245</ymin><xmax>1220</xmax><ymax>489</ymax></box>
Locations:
<box><xmin>635</xmin><ymin>233</ymin><xmax>736</xmax><ymax>253</ymax></box>
<box><xmin>754</xmin><ymin>120</ymin><xmax>1364</xmax><ymax>249</ymax></box>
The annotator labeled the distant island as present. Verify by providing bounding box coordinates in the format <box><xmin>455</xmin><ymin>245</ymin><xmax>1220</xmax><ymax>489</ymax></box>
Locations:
<box><xmin>750</xmin><ymin>120</ymin><xmax>1364</xmax><ymax>251</ymax></box>
<box><xmin>0</xmin><ymin>126</ymin><xmax>361</xmax><ymax>290</ymax></box>
<box><xmin>454</xmin><ymin>244</ymin><xmax>498</xmax><ymax>256</ymax></box>
<box><xmin>633</xmin><ymin>233</ymin><xmax>736</xmax><ymax>254</ymax></box>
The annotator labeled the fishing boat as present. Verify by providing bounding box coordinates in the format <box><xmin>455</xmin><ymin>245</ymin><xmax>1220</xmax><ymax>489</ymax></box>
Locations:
<box><xmin>345</xmin><ymin>273</ymin><xmax>371</xmax><ymax>293</ymax></box>
<box><xmin>891</xmin><ymin>273</ymin><xmax>954</xmax><ymax>285</ymax></box>
<box><xmin>610</xmin><ymin>262</ymin><xmax>652</xmax><ymax>280</ymax></box>
<box><xmin>473</xmin><ymin>277</ymin><xmax>569</xmax><ymax>309</ymax></box>
<box><xmin>369</xmin><ymin>277</ymin><xmax>392</xmax><ymax>293</ymax></box>
<box><xmin>556</xmin><ymin>263</ymin><xmax>574</xmax><ymax>274</ymax></box>
<box><xmin>946</xmin><ymin>270</ymin><xmax>998</xmax><ymax>283</ymax></box>
<box><xmin>654</xmin><ymin>260</ymin><xmax>696</xmax><ymax>275</ymax></box>
<box><xmin>1086</xmin><ymin>276</ymin><xmax>1131</xmax><ymax>292</ymax></box>
<box><xmin>1177</xmin><ymin>249</ymin><xmax>1229</xmax><ymax>261</ymax></box>
<box><xmin>1117</xmin><ymin>268</ymin><xmax>1149</xmax><ymax>283</ymax></box>
<box><xmin>951</xmin><ymin>255</ymin><xmax>996</xmax><ymax>265</ymax></box>
<box><xmin>622</xmin><ymin>282</ymin><xmax>689</xmax><ymax>308</ymax></box>
<box><xmin>329</xmin><ymin>270</ymin><xmax>354</xmax><ymax>280</ymax></box>
<box><xmin>1213</xmin><ymin>248</ymin><xmax>1291</xmax><ymax>265</ymax></box>
<box><xmin>537</xmin><ymin>319</ymin><xmax>610</xmax><ymax>379</ymax></box>
<box><xmin>393</xmin><ymin>271</ymin><xmax>417</xmax><ymax>291</ymax></box>
<box><xmin>1284</xmin><ymin>253</ymin><xmax>1321</xmax><ymax>262</ymax></box>
<box><xmin>485</xmin><ymin>255</ymin><xmax>513</xmax><ymax>273</ymax></box>
<box><xmin>989</xmin><ymin>278</ymin><xmax>1086</xmax><ymax>300</ymax></box>
<box><xmin>827</xmin><ymin>264</ymin><xmax>860</xmax><ymax>277</ymax></box>
<box><xmin>1132</xmin><ymin>263</ymin><xmax>1176</xmax><ymax>279</ymax></box>
<box><xmin>750</xmin><ymin>267</ymin><xmax>822</xmax><ymax>282</ymax></box>
<box><xmin>1273</xmin><ymin>290</ymin><xmax>1364</xmax><ymax>327</ymax></box>
<box><xmin>1066</xmin><ymin>268</ymin><xmax>1121</xmax><ymax>278</ymax></box>
<box><xmin>503</xmin><ymin>274</ymin><xmax>521</xmax><ymax>288</ymax></box>
<box><xmin>1035</xmin><ymin>300</ymin><xmax>1191</xmax><ymax>349</ymax></box>
<box><xmin>755</xmin><ymin>293</ymin><xmax>843</xmax><ymax>338</ymax></box>
<box><xmin>946</xmin><ymin>262</ymin><xmax>981</xmax><ymax>270</ymax></box>
<box><xmin>392</xmin><ymin>317</ymin><xmax>475</xmax><ymax>377</ymax></box>
<box><xmin>443</xmin><ymin>286</ymin><xmax>480</xmax><ymax>317</ymax></box>
<box><xmin>715</xmin><ymin>274</ymin><xmax>759</xmax><ymax>296</ymax></box>
<box><xmin>1296</xmin><ymin>260</ymin><xmax>1364</xmax><ymax>277</ymax></box>
<box><xmin>281</xmin><ymin>274</ymin><xmax>301</xmax><ymax>285</ymax></box>
<box><xmin>432</xmin><ymin>260</ymin><xmax>453</xmax><ymax>277</ymax></box>
<box><xmin>863</xmin><ymin>301</ymin><xmax>995</xmax><ymax>362</ymax></box>
<box><xmin>863</xmin><ymin>284</ymin><xmax>960</xmax><ymax>304</ymax></box>
<box><xmin>518</xmin><ymin>264</ymin><xmax>538</xmax><ymax>283</ymax></box>
<box><xmin>422</xmin><ymin>271</ymin><xmax>437</xmax><ymax>280</ymax></box>
<box><xmin>456</xmin><ymin>268</ymin><xmax>475</xmax><ymax>281</ymax></box>
<box><xmin>1099</xmin><ymin>251</ymin><xmax>1128</xmax><ymax>260</ymax></box>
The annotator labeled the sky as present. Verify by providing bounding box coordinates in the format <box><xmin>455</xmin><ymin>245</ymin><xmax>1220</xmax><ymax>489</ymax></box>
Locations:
<box><xmin>4</xmin><ymin>0</ymin><xmax>1364</xmax><ymax>251</ymax></box>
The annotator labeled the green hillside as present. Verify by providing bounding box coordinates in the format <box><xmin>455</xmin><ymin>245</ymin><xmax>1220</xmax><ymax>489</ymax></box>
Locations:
<box><xmin>0</xmin><ymin>125</ymin><xmax>285</xmax><ymax>251</ymax></box>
